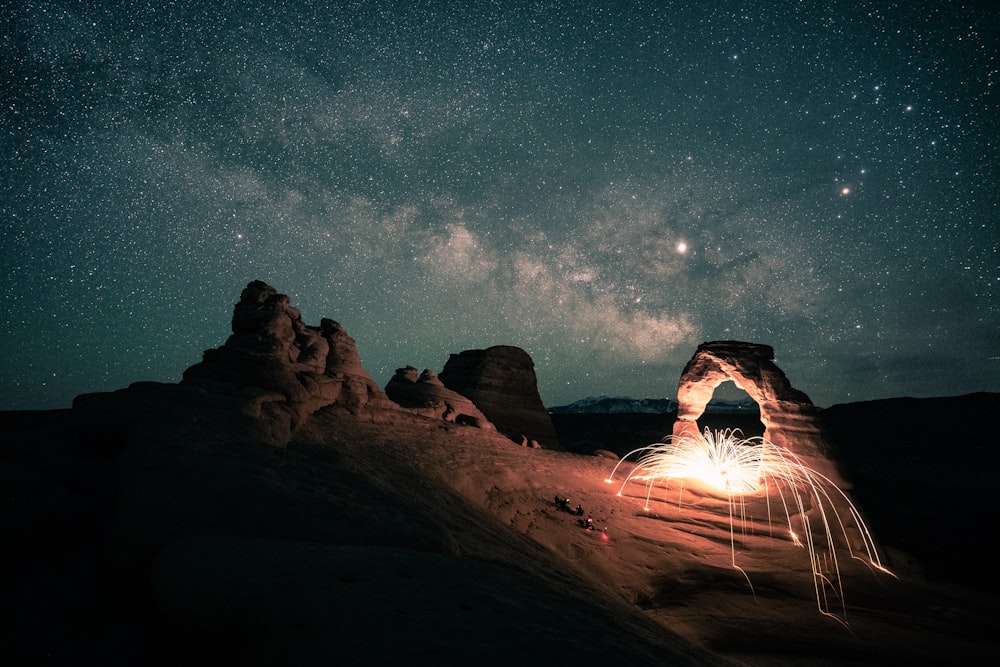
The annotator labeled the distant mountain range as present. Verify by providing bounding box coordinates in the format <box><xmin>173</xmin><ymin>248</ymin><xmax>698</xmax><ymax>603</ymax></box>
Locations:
<box><xmin>547</xmin><ymin>395</ymin><xmax>760</xmax><ymax>414</ymax></box>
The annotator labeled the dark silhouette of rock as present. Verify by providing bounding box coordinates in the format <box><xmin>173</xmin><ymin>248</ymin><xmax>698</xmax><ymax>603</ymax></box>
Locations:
<box><xmin>820</xmin><ymin>392</ymin><xmax>1000</xmax><ymax>594</ymax></box>
<box><xmin>439</xmin><ymin>346</ymin><xmax>559</xmax><ymax>449</ymax></box>
<box><xmin>181</xmin><ymin>280</ymin><xmax>395</xmax><ymax>442</ymax></box>
<box><xmin>385</xmin><ymin>367</ymin><xmax>496</xmax><ymax>430</ymax></box>
<box><xmin>672</xmin><ymin>340</ymin><xmax>844</xmax><ymax>487</ymax></box>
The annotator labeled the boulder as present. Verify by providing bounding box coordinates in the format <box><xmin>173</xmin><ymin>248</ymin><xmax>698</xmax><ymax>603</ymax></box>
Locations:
<box><xmin>438</xmin><ymin>346</ymin><xmax>559</xmax><ymax>449</ymax></box>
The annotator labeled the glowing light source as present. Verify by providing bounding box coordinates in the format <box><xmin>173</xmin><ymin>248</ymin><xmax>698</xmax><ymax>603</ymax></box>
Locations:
<box><xmin>676</xmin><ymin>241</ymin><xmax>688</xmax><ymax>254</ymax></box>
<box><xmin>606</xmin><ymin>427</ymin><xmax>892</xmax><ymax>624</ymax></box>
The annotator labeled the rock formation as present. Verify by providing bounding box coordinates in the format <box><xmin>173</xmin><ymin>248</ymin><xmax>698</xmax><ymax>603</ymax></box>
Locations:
<box><xmin>181</xmin><ymin>280</ymin><xmax>394</xmax><ymax>442</ymax></box>
<box><xmin>385</xmin><ymin>367</ymin><xmax>495</xmax><ymax>430</ymax></box>
<box><xmin>671</xmin><ymin>341</ymin><xmax>844</xmax><ymax>486</ymax></box>
<box><xmin>70</xmin><ymin>281</ymin><xmax>560</xmax><ymax>449</ymax></box>
<box><xmin>438</xmin><ymin>346</ymin><xmax>559</xmax><ymax>449</ymax></box>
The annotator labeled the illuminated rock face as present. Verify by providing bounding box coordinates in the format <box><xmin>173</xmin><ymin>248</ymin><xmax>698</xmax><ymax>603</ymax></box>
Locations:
<box><xmin>385</xmin><ymin>366</ymin><xmax>496</xmax><ymax>430</ymax></box>
<box><xmin>672</xmin><ymin>341</ymin><xmax>845</xmax><ymax>486</ymax></box>
<box><xmin>183</xmin><ymin>280</ymin><xmax>394</xmax><ymax>438</ymax></box>
<box><xmin>439</xmin><ymin>346</ymin><xmax>560</xmax><ymax>449</ymax></box>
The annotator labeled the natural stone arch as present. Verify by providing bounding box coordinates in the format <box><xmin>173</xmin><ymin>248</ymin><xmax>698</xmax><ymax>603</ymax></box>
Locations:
<box><xmin>672</xmin><ymin>341</ymin><xmax>846</xmax><ymax>488</ymax></box>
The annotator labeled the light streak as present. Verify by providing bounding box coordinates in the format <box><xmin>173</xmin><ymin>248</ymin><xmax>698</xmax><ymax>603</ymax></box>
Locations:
<box><xmin>605</xmin><ymin>427</ymin><xmax>893</xmax><ymax>625</ymax></box>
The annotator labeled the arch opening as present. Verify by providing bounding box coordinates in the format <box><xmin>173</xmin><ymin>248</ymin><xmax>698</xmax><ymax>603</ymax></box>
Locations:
<box><xmin>696</xmin><ymin>380</ymin><xmax>764</xmax><ymax>440</ymax></box>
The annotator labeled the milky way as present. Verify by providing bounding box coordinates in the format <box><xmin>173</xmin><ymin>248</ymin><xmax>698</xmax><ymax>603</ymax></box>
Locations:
<box><xmin>2</xmin><ymin>1</ymin><xmax>998</xmax><ymax>410</ymax></box>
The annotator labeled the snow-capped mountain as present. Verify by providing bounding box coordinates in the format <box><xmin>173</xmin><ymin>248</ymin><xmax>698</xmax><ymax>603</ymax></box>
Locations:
<box><xmin>547</xmin><ymin>396</ymin><xmax>677</xmax><ymax>414</ymax></box>
<box><xmin>548</xmin><ymin>395</ymin><xmax>760</xmax><ymax>414</ymax></box>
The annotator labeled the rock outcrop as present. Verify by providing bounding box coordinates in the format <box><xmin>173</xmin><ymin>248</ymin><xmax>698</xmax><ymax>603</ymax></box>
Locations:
<box><xmin>181</xmin><ymin>280</ymin><xmax>394</xmax><ymax>442</ymax></box>
<box><xmin>385</xmin><ymin>367</ymin><xmax>495</xmax><ymax>430</ymax></box>
<box><xmin>438</xmin><ymin>346</ymin><xmax>559</xmax><ymax>449</ymax></box>
<box><xmin>671</xmin><ymin>340</ymin><xmax>844</xmax><ymax>487</ymax></box>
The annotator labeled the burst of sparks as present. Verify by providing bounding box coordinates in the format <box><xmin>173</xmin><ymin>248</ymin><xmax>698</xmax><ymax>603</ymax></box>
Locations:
<box><xmin>605</xmin><ymin>427</ymin><xmax>893</xmax><ymax>624</ymax></box>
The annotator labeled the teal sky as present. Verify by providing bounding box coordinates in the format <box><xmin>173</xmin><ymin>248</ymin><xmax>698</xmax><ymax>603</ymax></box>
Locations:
<box><xmin>2</xmin><ymin>1</ymin><xmax>997</xmax><ymax>409</ymax></box>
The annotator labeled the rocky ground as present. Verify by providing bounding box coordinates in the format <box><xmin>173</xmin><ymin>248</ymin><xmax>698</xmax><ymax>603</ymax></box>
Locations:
<box><xmin>5</xmin><ymin>282</ymin><xmax>996</xmax><ymax>664</ymax></box>
<box><xmin>4</xmin><ymin>386</ymin><xmax>998</xmax><ymax>665</ymax></box>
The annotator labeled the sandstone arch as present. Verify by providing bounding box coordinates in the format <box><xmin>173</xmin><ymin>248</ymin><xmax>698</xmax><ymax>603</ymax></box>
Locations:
<box><xmin>672</xmin><ymin>341</ymin><xmax>845</xmax><ymax>487</ymax></box>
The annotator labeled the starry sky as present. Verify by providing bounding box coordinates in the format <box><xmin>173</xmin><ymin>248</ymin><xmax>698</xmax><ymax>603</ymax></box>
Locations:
<box><xmin>3</xmin><ymin>1</ymin><xmax>998</xmax><ymax>411</ymax></box>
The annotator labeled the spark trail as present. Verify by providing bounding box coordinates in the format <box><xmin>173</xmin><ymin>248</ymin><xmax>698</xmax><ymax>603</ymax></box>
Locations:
<box><xmin>605</xmin><ymin>427</ymin><xmax>893</xmax><ymax>624</ymax></box>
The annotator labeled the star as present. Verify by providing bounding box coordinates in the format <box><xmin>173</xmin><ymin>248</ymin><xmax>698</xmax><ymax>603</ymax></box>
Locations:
<box><xmin>0</xmin><ymin>1</ymin><xmax>995</xmax><ymax>410</ymax></box>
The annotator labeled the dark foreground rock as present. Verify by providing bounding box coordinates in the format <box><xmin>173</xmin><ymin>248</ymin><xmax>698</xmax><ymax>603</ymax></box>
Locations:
<box><xmin>5</xmin><ymin>386</ymin><xmax>1000</xmax><ymax>665</ymax></box>
<box><xmin>820</xmin><ymin>391</ymin><xmax>1000</xmax><ymax>595</ymax></box>
<box><xmin>1</xmin><ymin>393</ymin><xmax>712</xmax><ymax>666</ymax></box>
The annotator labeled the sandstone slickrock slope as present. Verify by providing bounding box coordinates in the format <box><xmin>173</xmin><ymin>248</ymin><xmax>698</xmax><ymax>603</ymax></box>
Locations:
<box><xmin>439</xmin><ymin>346</ymin><xmax>560</xmax><ymax>449</ymax></box>
<box><xmin>5</xmin><ymin>282</ymin><xmax>998</xmax><ymax>665</ymax></box>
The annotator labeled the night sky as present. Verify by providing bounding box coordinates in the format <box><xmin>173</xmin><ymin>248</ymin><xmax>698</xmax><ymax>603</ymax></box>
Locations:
<box><xmin>3</xmin><ymin>1</ymin><xmax>998</xmax><ymax>411</ymax></box>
